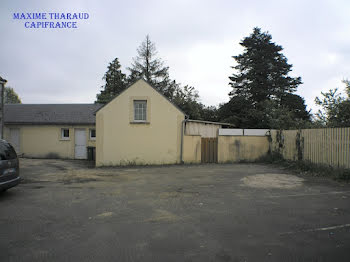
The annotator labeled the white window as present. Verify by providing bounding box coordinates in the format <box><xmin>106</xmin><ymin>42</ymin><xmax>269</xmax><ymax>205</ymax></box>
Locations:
<box><xmin>89</xmin><ymin>129</ymin><xmax>96</xmax><ymax>140</ymax></box>
<box><xmin>134</xmin><ymin>100</ymin><xmax>147</xmax><ymax>121</ymax></box>
<box><xmin>61</xmin><ymin>128</ymin><xmax>70</xmax><ymax>140</ymax></box>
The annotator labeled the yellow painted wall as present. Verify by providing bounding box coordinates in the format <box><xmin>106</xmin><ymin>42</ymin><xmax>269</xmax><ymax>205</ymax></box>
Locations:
<box><xmin>96</xmin><ymin>79</ymin><xmax>185</xmax><ymax>166</ymax></box>
<box><xmin>4</xmin><ymin>125</ymin><xmax>96</xmax><ymax>159</ymax></box>
<box><xmin>270</xmin><ymin>130</ymin><xmax>298</xmax><ymax>161</ymax></box>
<box><xmin>183</xmin><ymin>135</ymin><xmax>201</xmax><ymax>163</ymax></box>
<box><xmin>218</xmin><ymin>136</ymin><xmax>269</xmax><ymax>163</ymax></box>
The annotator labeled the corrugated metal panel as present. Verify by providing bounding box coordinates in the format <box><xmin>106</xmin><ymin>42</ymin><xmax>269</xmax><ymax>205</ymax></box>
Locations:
<box><xmin>219</xmin><ymin>129</ymin><xmax>243</xmax><ymax>136</ymax></box>
<box><xmin>185</xmin><ymin>122</ymin><xmax>221</xmax><ymax>138</ymax></box>
<box><xmin>244</xmin><ymin>129</ymin><xmax>269</xmax><ymax>136</ymax></box>
<box><xmin>218</xmin><ymin>129</ymin><xmax>269</xmax><ymax>136</ymax></box>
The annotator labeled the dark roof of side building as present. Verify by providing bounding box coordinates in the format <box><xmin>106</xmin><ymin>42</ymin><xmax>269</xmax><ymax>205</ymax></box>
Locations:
<box><xmin>4</xmin><ymin>104</ymin><xmax>103</xmax><ymax>125</ymax></box>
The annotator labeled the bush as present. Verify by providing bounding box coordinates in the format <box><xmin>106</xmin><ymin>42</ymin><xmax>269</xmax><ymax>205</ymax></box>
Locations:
<box><xmin>259</xmin><ymin>152</ymin><xmax>350</xmax><ymax>181</ymax></box>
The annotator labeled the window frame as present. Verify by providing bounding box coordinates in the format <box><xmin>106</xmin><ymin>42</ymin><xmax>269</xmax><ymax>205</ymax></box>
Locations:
<box><xmin>133</xmin><ymin>100</ymin><xmax>147</xmax><ymax>122</ymax></box>
<box><xmin>61</xmin><ymin>128</ymin><xmax>70</xmax><ymax>140</ymax></box>
<box><xmin>89</xmin><ymin>128</ymin><xmax>96</xmax><ymax>140</ymax></box>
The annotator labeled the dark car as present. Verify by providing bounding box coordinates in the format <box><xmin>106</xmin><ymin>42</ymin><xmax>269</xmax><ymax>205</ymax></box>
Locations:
<box><xmin>0</xmin><ymin>140</ymin><xmax>20</xmax><ymax>192</ymax></box>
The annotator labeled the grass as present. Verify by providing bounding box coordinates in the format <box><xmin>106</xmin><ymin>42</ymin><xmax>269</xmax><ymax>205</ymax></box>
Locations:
<box><xmin>257</xmin><ymin>152</ymin><xmax>350</xmax><ymax>181</ymax></box>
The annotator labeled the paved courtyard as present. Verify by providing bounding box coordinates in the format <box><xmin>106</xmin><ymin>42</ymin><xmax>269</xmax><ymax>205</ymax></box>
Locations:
<box><xmin>1</xmin><ymin>158</ymin><xmax>350</xmax><ymax>261</ymax></box>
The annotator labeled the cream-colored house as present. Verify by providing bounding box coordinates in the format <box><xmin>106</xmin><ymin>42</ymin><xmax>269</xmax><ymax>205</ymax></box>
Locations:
<box><xmin>4</xmin><ymin>79</ymin><xmax>269</xmax><ymax>165</ymax></box>
<box><xmin>4</xmin><ymin>104</ymin><xmax>102</xmax><ymax>159</ymax></box>
<box><xmin>3</xmin><ymin>80</ymin><xmax>232</xmax><ymax>165</ymax></box>
<box><xmin>96</xmin><ymin>79</ymin><xmax>185</xmax><ymax>166</ymax></box>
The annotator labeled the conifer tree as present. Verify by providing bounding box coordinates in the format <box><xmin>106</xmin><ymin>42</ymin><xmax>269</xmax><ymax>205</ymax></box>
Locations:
<box><xmin>96</xmin><ymin>58</ymin><xmax>127</xmax><ymax>104</ymax></box>
<box><xmin>222</xmin><ymin>27</ymin><xmax>308</xmax><ymax>128</ymax></box>
<box><xmin>128</xmin><ymin>35</ymin><xmax>176</xmax><ymax>99</ymax></box>
<box><xmin>229</xmin><ymin>27</ymin><xmax>302</xmax><ymax>104</ymax></box>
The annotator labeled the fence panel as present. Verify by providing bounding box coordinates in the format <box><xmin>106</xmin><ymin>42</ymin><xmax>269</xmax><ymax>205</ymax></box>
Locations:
<box><xmin>271</xmin><ymin>128</ymin><xmax>350</xmax><ymax>169</ymax></box>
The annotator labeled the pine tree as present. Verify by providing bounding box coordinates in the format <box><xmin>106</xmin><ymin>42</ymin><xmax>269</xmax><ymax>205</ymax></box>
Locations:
<box><xmin>127</xmin><ymin>35</ymin><xmax>176</xmax><ymax>99</ymax></box>
<box><xmin>229</xmin><ymin>27</ymin><xmax>302</xmax><ymax>104</ymax></box>
<box><xmin>96</xmin><ymin>58</ymin><xmax>127</xmax><ymax>104</ymax></box>
<box><xmin>222</xmin><ymin>27</ymin><xmax>307</xmax><ymax>128</ymax></box>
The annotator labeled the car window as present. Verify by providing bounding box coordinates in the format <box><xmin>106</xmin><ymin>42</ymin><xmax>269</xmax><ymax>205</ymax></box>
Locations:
<box><xmin>0</xmin><ymin>142</ymin><xmax>17</xmax><ymax>160</ymax></box>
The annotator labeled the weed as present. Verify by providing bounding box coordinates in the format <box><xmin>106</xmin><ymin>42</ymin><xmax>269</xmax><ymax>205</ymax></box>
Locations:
<box><xmin>258</xmin><ymin>152</ymin><xmax>350</xmax><ymax>181</ymax></box>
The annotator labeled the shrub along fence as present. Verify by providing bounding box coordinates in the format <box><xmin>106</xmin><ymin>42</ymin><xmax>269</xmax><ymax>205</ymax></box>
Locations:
<box><xmin>270</xmin><ymin>128</ymin><xmax>350</xmax><ymax>169</ymax></box>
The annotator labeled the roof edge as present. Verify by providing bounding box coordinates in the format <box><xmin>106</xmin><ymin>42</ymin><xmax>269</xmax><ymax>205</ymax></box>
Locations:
<box><xmin>4</xmin><ymin>122</ymin><xmax>96</xmax><ymax>126</ymax></box>
<box><xmin>186</xmin><ymin>119</ymin><xmax>235</xmax><ymax>127</ymax></box>
<box><xmin>95</xmin><ymin>78</ymin><xmax>187</xmax><ymax>116</ymax></box>
<box><xmin>4</xmin><ymin>103</ymin><xmax>101</xmax><ymax>106</ymax></box>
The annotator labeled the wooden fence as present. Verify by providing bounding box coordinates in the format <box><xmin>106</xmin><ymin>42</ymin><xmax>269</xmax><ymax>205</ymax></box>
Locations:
<box><xmin>201</xmin><ymin>138</ymin><xmax>218</xmax><ymax>163</ymax></box>
<box><xmin>270</xmin><ymin>128</ymin><xmax>350</xmax><ymax>169</ymax></box>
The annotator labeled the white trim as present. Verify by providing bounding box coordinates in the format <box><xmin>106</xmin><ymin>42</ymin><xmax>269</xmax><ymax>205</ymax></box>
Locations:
<box><xmin>89</xmin><ymin>128</ymin><xmax>96</xmax><ymax>140</ymax></box>
<box><xmin>132</xmin><ymin>119</ymin><xmax>147</xmax><ymax>123</ymax></box>
<box><xmin>61</xmin><ymin>128</ymin><xmax>70</xmax><ymax>140</ymax></box>
<box><xmin>133</xmin><ymin>100</ymin><xmax>147</xmax><ymax>121</ymax></box>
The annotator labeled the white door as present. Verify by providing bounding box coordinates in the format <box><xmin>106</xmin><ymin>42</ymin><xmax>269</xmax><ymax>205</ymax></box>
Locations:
<box><xmin>74</xmin><ymin>129</ymin><xmax>87</xmax><ymax>159</ymax></box>
<box><xmin>10</xmin><ymin>128</ymin><xmax>20</xmax><ymax>154</ymax></box>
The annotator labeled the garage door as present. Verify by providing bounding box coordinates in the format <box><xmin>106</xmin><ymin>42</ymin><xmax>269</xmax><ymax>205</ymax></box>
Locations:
<box><xmin>9</xmin><ymin>128</ymin><xmax>20</xmax><ymax>154</ymax></box>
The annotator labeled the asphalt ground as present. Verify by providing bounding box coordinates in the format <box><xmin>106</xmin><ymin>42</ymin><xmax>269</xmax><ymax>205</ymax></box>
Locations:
<box><xmin>1</xmin><ymin>158</ymin><xmax>350</xmax><ymax>262</ymax></box>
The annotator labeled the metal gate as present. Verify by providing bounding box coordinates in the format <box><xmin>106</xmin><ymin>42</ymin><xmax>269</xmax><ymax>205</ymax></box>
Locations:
<box><xmin>201</xmin><ymin>138</ymin><xmax>218</xmax><ymax>163</ymax></box>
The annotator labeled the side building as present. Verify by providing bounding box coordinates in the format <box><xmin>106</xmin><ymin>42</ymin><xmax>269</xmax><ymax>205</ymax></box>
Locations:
<box><xmin>4</xmin><ymin>104</ymin><xmax>102</xmax><ymax>159</ymax></box>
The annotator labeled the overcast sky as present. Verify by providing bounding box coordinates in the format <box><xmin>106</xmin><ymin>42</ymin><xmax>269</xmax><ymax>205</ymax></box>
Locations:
<box><xmin>1</xmin><ymin>0</ymin><xmax>350</xmax><ymax>113</ymax></box>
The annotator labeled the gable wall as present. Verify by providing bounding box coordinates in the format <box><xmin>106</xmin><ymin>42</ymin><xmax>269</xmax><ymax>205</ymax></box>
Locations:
<box><xmin>96</xmin><ymin>80</ymin><xmax>185</xmax><ymax>166</ymax></box>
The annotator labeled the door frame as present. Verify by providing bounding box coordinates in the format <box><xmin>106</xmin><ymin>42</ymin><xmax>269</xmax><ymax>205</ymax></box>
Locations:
<box><xmin>74</xmin><ymin>128</ymin><xmax>87</xmax><ymax>159</ymax></box>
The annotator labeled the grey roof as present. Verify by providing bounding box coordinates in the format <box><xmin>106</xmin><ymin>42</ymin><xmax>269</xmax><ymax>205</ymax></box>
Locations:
<box><xmin>4</xmin><ymin>104</ymin><xmax>103</xmax><ymax>125</ymax></box>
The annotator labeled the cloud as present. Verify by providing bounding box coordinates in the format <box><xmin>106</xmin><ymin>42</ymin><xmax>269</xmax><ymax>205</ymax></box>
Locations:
<box><xmin>0</xmin><ymin>0</ymin><xmax>349</xmax><ymax>112</ymax></box>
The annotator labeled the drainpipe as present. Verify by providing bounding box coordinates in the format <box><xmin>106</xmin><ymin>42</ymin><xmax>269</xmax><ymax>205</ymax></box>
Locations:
<box><xmin>0</xmin><ymin>76</ymin><xmax>7</xmax><ymax>140</ymax></box>
<box><xmin>180</xmin><ymin>116</ymin><xmax>189</xmax><ymax>164</ymax></box>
